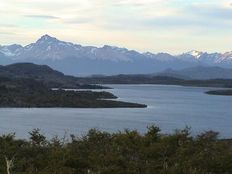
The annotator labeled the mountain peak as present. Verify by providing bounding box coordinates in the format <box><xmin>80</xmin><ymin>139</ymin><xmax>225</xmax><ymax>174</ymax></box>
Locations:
<box><xmin>37</xmin><ymin>34</ymin><xmax>59</xmax><ymax>43</ymax></box>
<box><xmin>41</xmin><ymin>34</ymin><xmax>54</xmax><ymax>39</ymax></box>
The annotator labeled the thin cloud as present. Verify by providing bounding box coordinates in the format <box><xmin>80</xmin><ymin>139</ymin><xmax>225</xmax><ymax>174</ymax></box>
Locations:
<box><xmin>0</xmin><ymin>31</ymin><xmax>16</xmax><ymax>35</ymax></box>
<box><xmin>0</xmin><ymin>24</ymin><xmax>18</xmax><ymax>28</ymax></box>
<box><xmin>25</xmin><ymin>15</ymin><xmax>60</xmax><ymax>19</ymax></box>
<box><xmin>63</xmin><ymin>18</ymin><xmax>94</xmax><ymax>24</ymax></box>
<box><xmin>114</xmin><ymin>0</ymin><xmax>165</xmax><ymax>6</ymax></box>
<box><xmin>187</xmin><ymin>4</ymin><xmax>232</xmax><ymax>21</ymax></box>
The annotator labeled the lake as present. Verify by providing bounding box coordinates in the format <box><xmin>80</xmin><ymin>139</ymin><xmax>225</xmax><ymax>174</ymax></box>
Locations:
<box><xmin>0</xmin><ymin>84</ymin><xmax>231</xmax><ymax>139</ymax></box>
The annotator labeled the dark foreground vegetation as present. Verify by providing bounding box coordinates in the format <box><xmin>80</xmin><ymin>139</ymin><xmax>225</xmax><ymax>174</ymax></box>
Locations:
<box><xmin>0</xmin><ymin>126</ymin><xmax>231</xmax><ymax>174</ymax></box>
<box><xmin>206</xmin><ymin>90</ymin><xmax>232</xmax><ymax>96</ymax></box>
<box><xmin>0</xmin><ymin>77</ymin><xmax>146</xmax><ymax>108</ymax></box>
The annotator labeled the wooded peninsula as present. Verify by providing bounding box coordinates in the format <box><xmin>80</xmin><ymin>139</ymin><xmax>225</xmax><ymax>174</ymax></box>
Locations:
<box><xmin>0</xmin><ymin>77</ymin><xmax>146</xmax><ymax>108</ymax></box>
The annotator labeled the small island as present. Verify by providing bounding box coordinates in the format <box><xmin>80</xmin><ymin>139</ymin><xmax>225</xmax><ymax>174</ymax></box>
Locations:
<box><xmin>205</xmin><ymin>90</ymin><xmax>232</xmax><ymax>96</ymax></box>
<box><xmin>0</xmin><ymin>77</ymin><xmax>146</xmax><ymax>108</ymax></box>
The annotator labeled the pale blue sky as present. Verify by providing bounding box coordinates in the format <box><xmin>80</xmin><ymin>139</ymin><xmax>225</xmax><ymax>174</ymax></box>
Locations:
<box><xmin>0</xmin><ymin>0</ymin><xmax>232</xmax><ymax>53</ymax></box>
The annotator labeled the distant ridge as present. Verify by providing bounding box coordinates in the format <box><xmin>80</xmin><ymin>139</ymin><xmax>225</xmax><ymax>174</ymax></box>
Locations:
<box><xmin>0</xmin><ymin>35</ymin><xmax>232</xmax><ymax>75</ymax></box>
<box><xmin>1</xmin><ymin>63</ymin><xmax>232</xmax><ymax>89</ymax></box>
<box><xmin>156</xmin><ymin>66</ymin><xmax>232</xmax><ymax>80</ymax></box>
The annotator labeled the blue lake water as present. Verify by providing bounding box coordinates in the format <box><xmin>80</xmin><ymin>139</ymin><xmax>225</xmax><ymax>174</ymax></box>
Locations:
<box><xmin>0</xmin><ymin>85</ymin><xmax>231</xmax><ymax>139</ymax></box>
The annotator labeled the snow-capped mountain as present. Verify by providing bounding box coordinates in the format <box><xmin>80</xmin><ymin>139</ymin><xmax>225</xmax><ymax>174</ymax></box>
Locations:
<box><xmin>0</xmin><ymin>34</ymin><xmax>231</xmax><ymax>75</ymax></box>
<box><xmin>0</xmin><ymin>44</ymin><xmax>22</xmax><ymax>56</ymax></box>
<box><xmin>4</xmin><ymin>35</ymin><xmax>136</xmax><ymax>62</ymax></box>
<box><xmin>185</xmin><ymin>50</ymin><xmax>204</xmax><ymax>59</ymax></box>
<box><xmin>217</xmin><ymin>51</ymin><xmax>232</xmax><ymax>63</ymax></box>
<box><xmin>177</xmin><ymin>51</ymin><xmax>222</xmax><ymax>66</ymax></box>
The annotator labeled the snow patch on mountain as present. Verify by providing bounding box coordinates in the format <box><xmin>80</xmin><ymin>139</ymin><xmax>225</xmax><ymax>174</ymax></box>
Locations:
<box><xmin>218</xmin><ymin>51</ymin><xmax>232</xmax><ymax>62</ymax></box>
<box><xmin>186</xmin><ymin>50</ymin><xmax>203</xmax><ymax>59</ymax></box>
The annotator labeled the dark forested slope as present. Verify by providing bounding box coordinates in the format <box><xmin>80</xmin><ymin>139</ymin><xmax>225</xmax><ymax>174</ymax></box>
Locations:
<box><xmin>75</xmin><ymin>74</ymin><xmax>232</xmax><ymax>88</ymax></box>
<box><xmin>0</xmin><ymin>63</ymin><xmax>107</xmax><ymax>89</ymax></box>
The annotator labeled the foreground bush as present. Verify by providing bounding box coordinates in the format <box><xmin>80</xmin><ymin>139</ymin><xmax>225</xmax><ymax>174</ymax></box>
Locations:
<box><xmin>0</xmin><ymin>126</ymin><xmax>231</xmax><ymax>174</ymax></box>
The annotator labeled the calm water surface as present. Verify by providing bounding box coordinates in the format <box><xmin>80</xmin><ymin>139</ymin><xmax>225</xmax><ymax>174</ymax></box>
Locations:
<box><xmin>0</xmin><ymin>85</ymin><xmax>231</xmax><ymax>139</ymax></box>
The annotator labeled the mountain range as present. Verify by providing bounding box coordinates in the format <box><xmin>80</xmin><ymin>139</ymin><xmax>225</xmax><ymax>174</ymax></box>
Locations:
<box><xmin>0</xmin><ymin>34</ymin><xmax>232</xmax><ymax>75</ymax></box>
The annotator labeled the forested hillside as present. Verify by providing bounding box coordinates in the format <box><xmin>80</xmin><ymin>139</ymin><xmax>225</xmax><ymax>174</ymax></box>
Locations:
<box><xmin>0</xmin><ymin>63</ymin><xmax>107</xmax><ymax>89</ymax></box>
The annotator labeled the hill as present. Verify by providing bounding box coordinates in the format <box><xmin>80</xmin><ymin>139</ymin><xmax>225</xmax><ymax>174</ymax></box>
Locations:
<box><xmin>0</xmin><ymin>63</ymin><xmax>107</xmax><ymax>89</ymax></box>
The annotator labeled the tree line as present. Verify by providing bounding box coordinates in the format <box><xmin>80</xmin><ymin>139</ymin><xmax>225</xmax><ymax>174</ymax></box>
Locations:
<box><xmin>0</xmin><ymin>126</ymin><xmax>231</xmax><ymax>174</ymax></box>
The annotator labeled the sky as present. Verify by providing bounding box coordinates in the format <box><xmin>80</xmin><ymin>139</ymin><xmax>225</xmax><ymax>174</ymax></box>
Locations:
<box><xmin>0</xmin><ymin>0</ymin><xmax>232</xmax><ymax>54</ymax></box>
